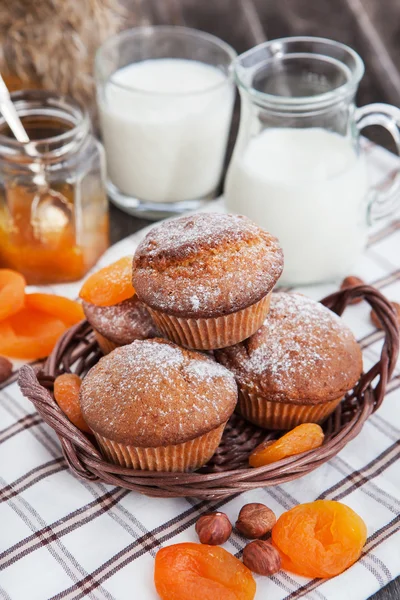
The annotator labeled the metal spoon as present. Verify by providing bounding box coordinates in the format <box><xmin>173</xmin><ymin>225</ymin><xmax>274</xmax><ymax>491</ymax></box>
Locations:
<box><xmin>0</xmin><ymin>73</ymin><xmax>72</xmax><ymax>241</ymax></box>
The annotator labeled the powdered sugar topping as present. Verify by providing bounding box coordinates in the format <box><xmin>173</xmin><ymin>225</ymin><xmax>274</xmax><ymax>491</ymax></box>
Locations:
<box><xmin>135</xmin><ymin>213</ymin><xmax>258</xmax><ymax>260</ymax></box>
<box><xmin>217</xmin><ymin>293</ymin><xmax>361</xmax><ymax>399</ymax></box>
<box><xmin>80</xmin><ymin>339</ymin><xmax>237</xmax><ymax>446</ymax></box>
<box><xmin>133</xmin><ymin>213</ymin><xmax>283</xmax><ymax>317</ymax></box>
<box><xmin>83</xmin><ymin>297</ymin><xmax>158</xmax><ymax>344</ymax></box>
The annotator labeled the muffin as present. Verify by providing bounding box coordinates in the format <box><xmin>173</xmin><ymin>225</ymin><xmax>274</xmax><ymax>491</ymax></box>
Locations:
<box><xmin>215</xmin><ymin>293</ymin><xmax>363</xmax><ymax>430</ymax></box>
<box><xmin>80</xmin><ymin>338</ymin><xmax>238</xmax><ymax>471</ymax></box>
<box><xmin>83</xmin><ymin>296</ymin><xmax>159</xmax><ymax>354</ymax></box>
<box><xmin>133</xmin><ymin>213</ymin><xmax>284</xmax><ymax>350</ymax></box>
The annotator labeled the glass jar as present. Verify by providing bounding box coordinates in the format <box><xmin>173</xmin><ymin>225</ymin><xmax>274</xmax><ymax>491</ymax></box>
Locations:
<box><xmin>95</xmin><ymin>26</ymin><xmax>236</xmax><ymax>220</ymax></box>
<box><xmin>0</xmin><ymin>90</ymin><xmax>109</xmax><ymax>284</ymax></box>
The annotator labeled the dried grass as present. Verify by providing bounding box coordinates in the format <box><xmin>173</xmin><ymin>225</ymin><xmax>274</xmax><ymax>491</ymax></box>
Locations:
<box><xmin>0</xmin><ymin>0</ymin><xmax>127</xmax><ymax>117</ymax></box>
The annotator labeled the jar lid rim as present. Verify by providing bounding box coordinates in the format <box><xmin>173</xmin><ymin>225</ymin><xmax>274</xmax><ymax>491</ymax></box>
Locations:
<box><xmin>0</xmin><ymin>90</ymin><xmax>90</xmax><ymax>158</ymax></box>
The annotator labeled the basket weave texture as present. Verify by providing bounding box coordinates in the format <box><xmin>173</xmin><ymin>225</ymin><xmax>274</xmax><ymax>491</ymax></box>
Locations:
<box><xmin>18</xmin><ymin>285</ymin><xmax>399</xmax><ymax>499</ymax></box>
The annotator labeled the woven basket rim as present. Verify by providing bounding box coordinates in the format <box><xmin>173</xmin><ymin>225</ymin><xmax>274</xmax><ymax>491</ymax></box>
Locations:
<box><xmin>18</xmin><ymin>285</ymin><xmax>399</xmax><ymax>498</ymax></box>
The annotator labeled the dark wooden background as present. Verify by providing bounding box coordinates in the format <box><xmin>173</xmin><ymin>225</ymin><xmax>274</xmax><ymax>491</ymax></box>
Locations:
<box><xmin>111</xmin><ymin>4</ymin><xmax>400</xmax><ymax>598</ymax></box>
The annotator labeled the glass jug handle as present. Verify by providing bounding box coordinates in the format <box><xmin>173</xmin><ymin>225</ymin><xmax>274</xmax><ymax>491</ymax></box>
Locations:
<box><xmin>355</xmin><ymin>103</ymin><xmax>400</xmax><ymax>224</ymax></box>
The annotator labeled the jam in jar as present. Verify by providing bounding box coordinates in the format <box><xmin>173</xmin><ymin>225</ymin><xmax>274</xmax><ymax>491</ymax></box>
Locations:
<box><xmin>0</xmin><ymin>90</ymin><xmax>109</xmax><ymax>284</ymax></box>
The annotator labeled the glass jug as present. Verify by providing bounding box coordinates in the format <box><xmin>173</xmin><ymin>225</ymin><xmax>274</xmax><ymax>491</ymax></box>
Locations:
<box><xmin>224</xmin><ymin>37</ymin><xmax>400</xmax><ymax>285</ymax></box>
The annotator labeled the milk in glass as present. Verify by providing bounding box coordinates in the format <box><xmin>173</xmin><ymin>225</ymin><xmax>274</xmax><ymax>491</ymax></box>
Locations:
<box><xmin>99</xmin><ymin>59</ymin><xmax>234</xmax><ymax>203</ymax></box>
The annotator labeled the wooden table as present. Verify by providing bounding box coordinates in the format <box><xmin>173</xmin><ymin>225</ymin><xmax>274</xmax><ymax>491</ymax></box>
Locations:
<box><xmin>112</xmin><ymin>3</ymin><xmax>400</xmax><ymax>598</ymax></box>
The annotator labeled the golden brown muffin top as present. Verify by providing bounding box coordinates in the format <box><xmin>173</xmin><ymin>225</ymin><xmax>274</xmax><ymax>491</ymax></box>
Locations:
<box><xmin>215</xmin><ymin>293</ymin><xmax>363</xmax><ymax>405</ymax></box>
<box><xmin>80</xmin><ymin>338</ymin><xmax>237</xmax><ymax>447</ymax></box>
<box><xmin>133</xmin><ymin>213</ymin><xmax>284</xmax><ymax>318</ymax></box>
<box><xmin>82</xmin><ymin>296</ymin><xmax>159</xmax><ymax>345</ymax></box>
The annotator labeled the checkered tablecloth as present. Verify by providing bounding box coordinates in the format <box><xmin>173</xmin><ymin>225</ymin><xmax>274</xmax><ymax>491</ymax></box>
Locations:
<box><xmin>1</xmin><ymin>141</ymin><xmax>400</xmax><ymax>600</ymax></box>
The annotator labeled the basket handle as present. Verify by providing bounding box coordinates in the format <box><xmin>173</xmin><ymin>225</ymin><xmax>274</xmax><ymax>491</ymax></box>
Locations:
<box><xmin>321</xmin><ymin>285</ymin><xmax>399</xmax><ymax>411</ymax></box>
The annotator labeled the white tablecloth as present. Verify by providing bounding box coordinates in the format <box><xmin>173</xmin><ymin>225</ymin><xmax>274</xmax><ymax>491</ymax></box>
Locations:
<box><xmin>1</xmin><ymin>141</ymin><xmax>400</xmax><ymax>600</ymax></box>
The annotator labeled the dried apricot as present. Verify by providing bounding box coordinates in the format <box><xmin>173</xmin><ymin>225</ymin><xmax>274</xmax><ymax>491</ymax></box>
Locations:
<box><xmin>79</xmin><ymin>256</ymin><xmax>135</xmax><ymax>307</ymax></box>
<box><xmin>25</xmin><ymin>293</ymin><xmax>84</xmax><ymax>326</ymax></box>
<box><xmin>154</xmin><ymin>542</ymin><xmax>256</xmax><ymax>600</ymax></box>
<box><xmin>0</xmin><ymin>269</ymin><xmax>26</xmax><ymax>321</ymax></box>
<box><xmin>272</xmin><ymin>500</ymin><xmax>367</xmax><ymax>578</ymax></box>
<box><xmin>54</xmin><ymin>373</ymin><xmax>90</xmax><ymax>433</ymax></box>
<box><xmin>0</xmin><ymin>307</ymin><xmax>66</xmax><ymax>359</ymax></box>
<box><xmin>340</xmin><ymin>276</ymin><xmax>365</xmax><ymax>304</ymax></box>
<box><xmin>249</xmin><ymin>423</ymin><xmax>324</xmax><ymax>467</ymax></box>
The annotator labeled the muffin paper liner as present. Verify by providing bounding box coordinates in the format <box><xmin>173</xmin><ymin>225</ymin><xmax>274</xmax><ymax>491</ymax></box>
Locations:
<box><xmin>93</xmin><ymin>330</ymin><xmax>119</xmax><ymax>355</ymax></box>
<box><xmin>94</xmin><ymin>422</ymin><xmax>227</xmax><ymax>472</ymax></box>
<box><xmin>146</xmin><ymin>293</ymin><xmax>271</xmax><ymax>350</ymax></box>
<box><xmin>238</xmin><ymin>389</ymin><xmax>343</xmax><ymax>430</ymax></box>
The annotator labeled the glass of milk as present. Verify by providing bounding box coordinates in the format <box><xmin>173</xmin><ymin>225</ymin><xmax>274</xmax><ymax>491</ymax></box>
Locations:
<box><xmin>95</xmin><ymin>26</ymin><xmax>236</xmax><ymax>219</ymax></box>
<box><xmin>225</xmin><ymin>37</ymin><xmax>400</xmax><ymax>285</ymax></box>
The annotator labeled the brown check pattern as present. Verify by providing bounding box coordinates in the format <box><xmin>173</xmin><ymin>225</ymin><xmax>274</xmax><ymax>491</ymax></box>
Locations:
<box><xmin>0</xmin><ymin>142</ymin><xmax>400</xmax><ymax>600</ymax></box>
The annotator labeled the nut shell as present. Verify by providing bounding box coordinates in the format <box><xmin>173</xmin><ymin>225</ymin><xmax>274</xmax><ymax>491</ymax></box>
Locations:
<box><xmin>242</xmin><ymin>540</ymin><xmax>282</xmax><ymax>576</ymax></box>
<box><xmin>0</xmin><ymin>356</ymin><xmax>12</xmax><ymax>383</ymax></box>
<box><xmin>340</xmin><ymin>276</ymin><xmax>365</xmax><ymax>304</ymax></box>
<box><xmin>195</xmin><ymin>512</ymin><xmax>232</xmax><ymax>545</ymax></box>
<box><xmin>236</xmin><ymin>503</ymin><xmax>276</xmax><ymax>539</ymax></box>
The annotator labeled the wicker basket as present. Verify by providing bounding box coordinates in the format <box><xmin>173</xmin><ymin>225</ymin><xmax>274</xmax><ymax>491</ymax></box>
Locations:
<box><xmin>18</xmin><ymin>285</ymin><xmax>399</xmax><ymax>499</ymax></box>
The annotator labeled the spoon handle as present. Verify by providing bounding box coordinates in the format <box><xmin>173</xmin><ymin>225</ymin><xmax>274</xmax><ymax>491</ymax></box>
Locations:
<box><xmin>0</xmin><ymin>73</ymin><xmax>48</xmax><ymax>187</ymax></box>
<box><xmin>0</xmin><ymin>73</ymin><xmax>30</xmax><ymax>143</ymax></box>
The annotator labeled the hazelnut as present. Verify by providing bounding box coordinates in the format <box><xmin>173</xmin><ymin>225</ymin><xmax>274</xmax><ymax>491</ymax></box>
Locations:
<box><xmin>0</xmin><ymin>356</ymin><xmax>12</xmax><ymax>384</ymax></box>
<box><xmin>236</xmin><ymin>503</ymin><xmax>276</xmax><ymax>539</ymax></box>
<box><xmin>371</xmin><ymin>301</ymin><xmax>400</xmax><ymax>330</ymax></box>
<box><xmin>340</xmin><ymin>276</ymin><xmax>365</xmax><ymax>304</ymax></box>
<box><xmin>242</xmin><ymin>540</ymin><xmax>281</xmax><ymax>576</ymax></box>
<box><xmin>195</xmin><ymin>512</ymin><xmax>232</xmax><ymax>545</ymax></box>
